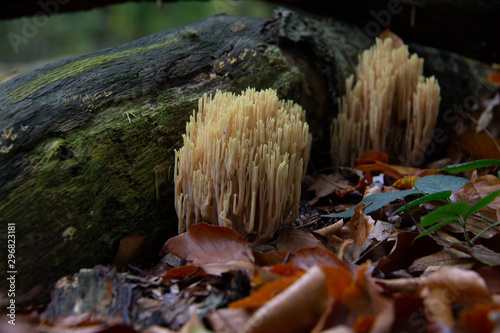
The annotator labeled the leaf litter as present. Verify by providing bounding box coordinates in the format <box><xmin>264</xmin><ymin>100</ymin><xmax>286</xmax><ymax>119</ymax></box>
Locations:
<box><xmin>17</xmin><ymin>146</ymin><xmax>500</xmax><ymax>332</ymax></box>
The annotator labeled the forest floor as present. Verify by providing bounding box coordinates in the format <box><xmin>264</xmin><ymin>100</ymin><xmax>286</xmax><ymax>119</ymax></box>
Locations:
<box><xmin>4</xmin><ymin>63</ymin><xmax>500</xmax><ymax>333</ymax></box>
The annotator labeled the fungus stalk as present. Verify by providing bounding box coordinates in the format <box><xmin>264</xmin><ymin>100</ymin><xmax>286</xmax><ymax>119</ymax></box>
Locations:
<box><xmin>174</xmin><ymin>88</ymin><xmax>312</xmax><ymax>243</ymax></box>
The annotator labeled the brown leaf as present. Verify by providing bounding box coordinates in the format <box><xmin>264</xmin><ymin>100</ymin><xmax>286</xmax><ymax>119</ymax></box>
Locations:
<box><xmin>161</xmin><ymin>266</ymin><xmax>205</xmax><ymax>280</ymax></box>
<box><xmin>241</xmin><ymin>266</ymin><xmax>331</xmax><ymax>333</ymax></box>
<box><xmin>206</xmin><ymin>308</ymin><xmax>251</xmax><ymax>333</ymax></box>
<box><xmin>306</xmin><ymin>173</ymin><xmax>352</xmax><ymax>205</ymax></box>
<box><xmin>408</xmin><ymin>248</ymin><xmax>475</xmax><ymax>273</ymax></box>
<box><xmin>452</xmin><ymin>243</ymin><xmax>500</xmax><ymax>266</ymax></box>
<box><xmin>338</xmin><ymin>172</ymin><xmax>373</xmax><ymax>198</ymax></box>
<box><xmin>321</xmin><ymin>266</ymin><xmax>353</xmax><ymax>300</ymax></box>
<box><xmin>421</xmin><ymin>267</ymin><xmax>492</xmax><ymax>326</ymax></box>
<box><xmin>345</xmin><ymin>204</ymin><xmax>376</xmax><ymax>246</ymax></box>
<box><xmin>276</xmin><ymin>228</ymin><xmax>322</xmax><ymax>253</ymax></box>
<box><xmin>229</xmin><ymin>271</ymin><xmax>304</xmax><ymax>310</ymax></box>
<box><xmin>460</xmin><ymin>132</ymin><xmax>500</xmax><ymax>159</ymax></box>
<box><xmin>374</xmin><ymin>232</ymin><xmax>442</xmax><ymax>277</ymax></box>
<box><xmin>163</xmin><ymin>223</ymin><xmax>254</xmax><ymax>275</ymax></box>
<box><xmin>288</xmin><ymin>246</ymin><xmax>351</xmax><ymax>272</ymax></box>
<box><xmin>355</xmin><ymin>161</ymin><xmax>403</xmax><ymax>179</ymax></box>
<box><xmin>112</xmin><ymin>235</ymin><xmax>147</xmax><ymax>270</ymax></box>
<box><xmin>356</xmin><ymin>150</ymin><xmax>389</xmax><ymax>164</ymax></box>
<box><xmin>343</xmin><ymin>221</ymin><xmax>394</xmax><ymax>264</ymax></box>
<box><xmin>458</xmin><ymin>302</ymin><xmax>500</xmax><ymax>333</ymax></box>
<box><xmin>252</xmin><ymin>246</ymin><xmax>287</xmax><ymax>267</ymax></box>
<box><xmin>422</xmin><ymin>266</ymin><xmax>492</xmax><ymax>303</ymax></box>
<box><xmin>341</xmin><ymin>263</ymin><xmax>392</xmax><ymax>317</ymax></box>
<box><xmin>477</xmin><ymin>265</ymin><xmax>500</xmax><ymax>293</ymax></box>
<box><xmin>269</xmin><ymin>263</ymin><xmax>304</xmax><ymax>276</ymax></box>
<box><xmin>313</xmin><ymin>219</ymin><xmax>344</xmax><ymax>239</ymax></box>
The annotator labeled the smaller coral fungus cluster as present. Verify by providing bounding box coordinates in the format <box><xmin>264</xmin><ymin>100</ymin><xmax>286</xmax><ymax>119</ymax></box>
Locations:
<box><xmin>331</xmin><ymin>37</ymin><xmax>441</xmax><ymax>167</ymax></box>
<box><xmin>174</xmin><ymin>88</ymin><xmax>312</xmax><ymax>243</ymax></box>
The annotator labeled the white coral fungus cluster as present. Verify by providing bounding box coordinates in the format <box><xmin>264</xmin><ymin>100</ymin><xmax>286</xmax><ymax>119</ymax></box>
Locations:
<box><xmin>174</xmin><ymin>88</ymin><xmax>312</xmax><ymax>243</ymax></box>
<box><xmin>331</xmin><ymin>37</ymin><xmax>441</xmax><ymax>166</ymax></box>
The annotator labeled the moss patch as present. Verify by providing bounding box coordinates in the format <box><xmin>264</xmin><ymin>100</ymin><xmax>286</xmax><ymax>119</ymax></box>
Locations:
<box><xmin>8</xmin><ymin>36</ymin><xmax>178</xmax><ymax>103</ymax></box>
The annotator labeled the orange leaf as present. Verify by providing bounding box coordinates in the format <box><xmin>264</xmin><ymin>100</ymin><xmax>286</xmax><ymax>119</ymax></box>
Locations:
<box><xmin>252</xmin><ymin>248</ymin><xmax>287</xmax><ymax>267</ymax></box>
<box><xmin>161</xmin><ymin>265</ymin><xmax>205</xmax><ymax>279</ymax></box>
<box><xmin>341</xmin><ymin>262</ymin><xmax>392</xmax><ymax>317</ymax></box>
<box><xmin>240</xmin><ymin>266</ymin><xmax>331</xmax><ymax>333</ymax></box>
<box><xmin>356</xmin><ymin>149</ymin><xmax>389</xmax><ymax>164</ymax></box>
<box><xmin>488</xmin><ymin>72</ymin><xmax>500</xmax><ymax>85</ymax></box>
<box><xmin>229</xmin><ymin>271</ymin><xmax>305</xmax><ymax>309</ymax></box>
<box><xmin>162</xmin><ymin>222</ymin><xmax>254</xmax><ymax>275</ymax></box>
<box><xmin>288</xmin><ymin>245</ymin><xmax>352</xmax><ymax>272</ymax></box>
<box><xmin>460</xmin><ymin>132</ymin><xmax>500</xmax><ymax>160</ymax></box>
<box><xmin>339</xmin><ymin>172</ymin><xmax>373</xmax><ymax>198</ymax></box>
<box><xmin>355</xmin><ymin>161</ymin><xmax>403</xmax><ymax>179</ymax></box>
<box><xmin>342</xmin><ymin>263</ymin><xmax>374</xmax><ymax>315</ymax></box>
<box><xmin>321</xmin><ymin>266</ymin><xmax>353</xmax><ymax>299</ymax></box>
<box><xmin>353</xmin><ymin>315</ymin><xmax>375</xmax><ymax>333</ymax></box>
<box><xmin>458</xmin><ymin>302</ymin><xmax>500</xmax><ymax>332</ymax></box>
<box><xmin>393</xmin><ymin>175</ymin><xmax>419</xmax><ymax>189</ymax></box>
<box><xmin>162</xmin><ymin>222</ymin><xmax>254</xmax><ymax>265</ymax></box>
<box><xmin>270</xmin><ymin>263</ymin><xmax>304</xmax><ymax>276</ymax></box>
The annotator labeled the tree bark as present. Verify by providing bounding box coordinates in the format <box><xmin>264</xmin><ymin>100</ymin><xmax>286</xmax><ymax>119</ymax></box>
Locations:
<box><xmin>0</xmin><ymin>8</ymin><xmax>494</xmax><ymax>305</ymax></box>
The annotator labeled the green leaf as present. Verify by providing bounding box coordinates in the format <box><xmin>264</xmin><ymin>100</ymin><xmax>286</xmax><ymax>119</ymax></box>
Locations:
<box><xmin>420</xmin><ymin>202</ymin><xmax>468</xmax><ymax>227</ymax></box>
<box><xmin>414</xmin><ymin>175</ymin><xmax>469</xmax><ymax>195</ymax></box>
<box><xmin>324</xmin><ymin>189</ymin><xmax>420</xmax><ymax>219</ymax></box>
<box><xmin>414</xmin><ymin>218</ymin><xmax>459</xmax><ymax>241</ymax></box>
<box><xmin>392</xmin><ymin>190</ymin><xmax>452</xmax><ymax>215</ymax></box>
<box><xmin>463</xmin><ymin>189</ymin><xmax>500</xmax><ymax>219</ymax></box>
<box><xmin>440</xmin><ymin>159</ymin><xmax>500</xmax><ymax>174</ymax></box>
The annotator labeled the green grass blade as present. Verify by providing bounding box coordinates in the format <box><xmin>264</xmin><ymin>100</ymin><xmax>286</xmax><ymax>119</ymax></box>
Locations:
<box><xmin>440</xmin><ymin>159</ymin><xmax>500</xmax><ymax>174</ymax></box>
<box><xmin>420</xmin><ymin>202</ymin><xmax>468</xmax><ymax>227</ymax></box>
<box><xmin>463</xmin><ymin>189</ymin><xmax>500</xmax><ymax>219</ymax></box>
<box><xmin>392</xmin><ymin>190</ymin><xmax>452</xmax><ymax>215</ymax></box>
<box><xmin>415</xmin><ymin>218</ymin><xmax>459</xmax><ymax>241</ymax></box>
<box><xmin>470</xmin><ymin>221</ymin><xmax>500</xmax><ymax>243</ymax></box>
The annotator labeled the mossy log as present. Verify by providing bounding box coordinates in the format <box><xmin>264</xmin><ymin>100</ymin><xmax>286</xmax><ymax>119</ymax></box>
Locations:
<box><xmin>0</xmin><ymin>8</ymin><xmax>494</xmax><ymax>305</ymax></box>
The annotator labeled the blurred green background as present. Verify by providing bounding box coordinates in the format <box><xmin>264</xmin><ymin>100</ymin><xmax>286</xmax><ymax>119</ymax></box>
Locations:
<box><xmin>0</xmin><ymin>1</ymin><xmax>276</xmax><ymax>82</ymax></box>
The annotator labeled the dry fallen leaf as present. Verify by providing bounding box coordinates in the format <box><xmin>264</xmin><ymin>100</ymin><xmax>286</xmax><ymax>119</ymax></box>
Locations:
<box><xmin>306</xmin><ymin>173</ymin><xmax>352</xmax><ymax>204</ymax></box>
<box><xmin>288</xmin><ymin>246</ymin><xmax>351</xmax><ymax>272</ymax></box>
<box><xmin>276</xmin><ymin>228</ymin><xmax>322</xmax><ymax>253</ymax></box>
<box><xmin>460</xmin><ymin>132</ymin><xmax>500</xmax><ymax>160</ymax></box>
<box><xmin>420</xmin><ymin>266</ymin><xmax>492</xmax><ymax>327</ymax></box>
<box><xmin>477</xmin><ymin>265</ymin><xmax>500</xmax><ymax>293</ymax></box>
<box><xmin>206</xmin><ymin>308</ymin><xmax>251</xmax><ymax>333</ymax></box>
<box><xmin>229</xmin><ymin>270</ymin><xmax>304</xmax><ymax>310</ymax></box>
<box><xmin>241</xmin><ymin>266</ymin><xmax>331</xmax><ymax>333</ymax></box>
<box><xmin>374</xmin><ymin>232</ymin><xmax>442</xmax><ymax>277</ymax></box>
<box><xmin>163</xmin><ymin>223</ymin><xmax>254</xmax><ymax>275</ymax></box>
<box><xmin>341</xmin><ymin>263</ymin><xmax>392</xmax><ymax>317</ymax></box>
<box><xmin>408</xmin><ymin>247</ymin><xmax>475</xmax><ymax>273</ymax></box>
<box><xmin>112</xmin><ymin>235</ymin><xmax>147</xmax><ymax>270</ymax></box>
